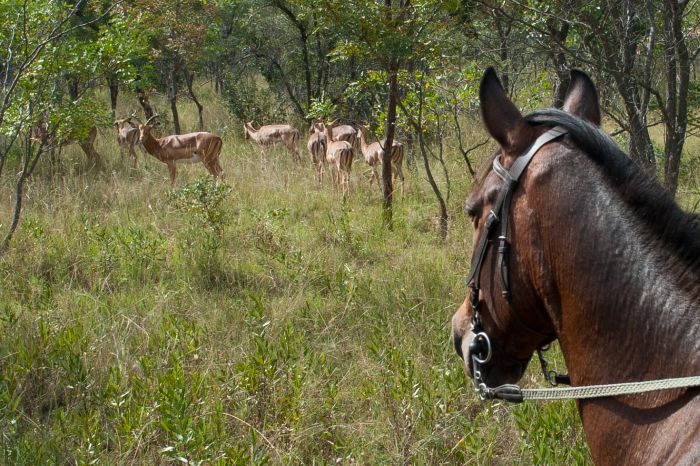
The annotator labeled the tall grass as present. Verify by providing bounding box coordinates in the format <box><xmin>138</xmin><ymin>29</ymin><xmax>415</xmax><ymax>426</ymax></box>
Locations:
<box><xmin>0</xmin><ymin>87</ymin><xmax>607</xmax><ymax>464</ymax></box>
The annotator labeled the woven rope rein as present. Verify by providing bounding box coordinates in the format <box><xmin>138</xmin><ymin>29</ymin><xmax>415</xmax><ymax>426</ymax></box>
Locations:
<box><xmin>520</xmin><ymin>376</ymin><xmax>700</xmax><ymax>401</ymax></box>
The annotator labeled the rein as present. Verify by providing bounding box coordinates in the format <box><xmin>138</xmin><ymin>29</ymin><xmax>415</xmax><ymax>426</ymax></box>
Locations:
<box><xmin>481</xmin><ymin>376</ymin><xmax>700</xmax><ymax>403</ymax></box>
<box><xmin>465</xmin><ymin>126</ymin><xmax>700</xmax><ymax>403</ymax></box>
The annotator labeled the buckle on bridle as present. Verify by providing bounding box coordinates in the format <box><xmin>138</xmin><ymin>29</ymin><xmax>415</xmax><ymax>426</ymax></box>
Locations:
<box><xmin>537</xmin><ymin>345</ymin><xmax>571</xmax><ymax>386</ymax></box>
<box><xmin>468</xmin><ymin>283</ymin><xmax>479</xmax><ymax>312</ymax></box>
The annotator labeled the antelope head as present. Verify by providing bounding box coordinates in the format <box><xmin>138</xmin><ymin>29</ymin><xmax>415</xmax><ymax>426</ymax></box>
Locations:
<box><xmin>138</xmin><ymin>114</ymin><xmax>159</xmax><ymax>143</ymax></box>
<box><xmin>126</xmin><ymin>111</ymin><xmax>138</xmax><ymax>126</ymax></box>
<box><xmin>324</xmin><ymin>119</ymin><xmax>339</xmax><ymax>142</ymax></box>
<box><xmin>114</xmin><ymin>111</ymin><xmax>140</xmax><ymax>129</ymax></box>
<box><xmin>308</xmin><ymin>118</ymin><xmax>324</xmax><ymax>135</ymax></box>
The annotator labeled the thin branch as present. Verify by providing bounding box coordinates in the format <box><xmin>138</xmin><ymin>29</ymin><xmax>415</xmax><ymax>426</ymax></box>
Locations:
<box><xmin>0</xmin><ymin>1</ymin><xmax>119</xmax><ymax>128</ymax></box>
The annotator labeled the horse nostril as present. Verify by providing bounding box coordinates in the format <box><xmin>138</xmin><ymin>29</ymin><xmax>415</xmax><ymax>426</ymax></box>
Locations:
<box><xmin>453</xmin><ymin>333</ymin><xmax>464</xmax><ymax>360</ymax></box>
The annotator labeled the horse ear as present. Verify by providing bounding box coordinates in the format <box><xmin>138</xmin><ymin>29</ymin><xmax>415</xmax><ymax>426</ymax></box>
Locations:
<box><xmin>562</xmin><ymin>70</ymin><xmax>601</xmax><ymax>126</ymax></box>
<box><xmin>479</xmin><ymin>67</ymin><xmax>525</xmax><ymax>151</ymax></box>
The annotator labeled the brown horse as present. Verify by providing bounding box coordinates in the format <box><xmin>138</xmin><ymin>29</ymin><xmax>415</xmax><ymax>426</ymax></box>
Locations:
<box><xmin>452</xmin><ymin>68</ymin><xmax>700</xmax><ymax>465</ymax></box>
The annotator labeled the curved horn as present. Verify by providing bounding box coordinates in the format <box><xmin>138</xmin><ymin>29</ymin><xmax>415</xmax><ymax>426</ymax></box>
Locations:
<box><xmin>145</xmin><ymin>114</ymin><xmax>159</xmax><ymax>126</ymax></box>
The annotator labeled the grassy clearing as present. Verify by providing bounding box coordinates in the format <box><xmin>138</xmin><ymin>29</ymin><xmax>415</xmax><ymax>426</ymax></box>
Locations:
<box><xmin>0</xmin><ymin>90</ymin><xmax>598</xmax><ymax>464</ymax></box>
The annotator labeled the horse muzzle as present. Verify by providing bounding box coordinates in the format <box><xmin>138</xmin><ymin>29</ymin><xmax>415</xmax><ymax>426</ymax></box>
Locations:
<box><xmin>456</xmin><ymin>326</ymin><xmax>532</xmax><ymax>388</ymax></box>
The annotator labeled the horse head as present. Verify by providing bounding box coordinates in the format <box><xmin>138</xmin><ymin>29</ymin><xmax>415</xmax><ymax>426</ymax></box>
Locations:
<box><xmin>452</xmin><ymin>68</ymin><xmax>602</xmax><ymax>389</ymax></box>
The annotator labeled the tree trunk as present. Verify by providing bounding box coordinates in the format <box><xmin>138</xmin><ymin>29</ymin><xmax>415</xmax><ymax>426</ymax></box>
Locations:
<box><xmin>398</xmin><ymin>76</ymin><xmax>448</xmax><ymax>240</ymax></box>
<box><xmin>168</xmin><ymin>61</ymin><xmax>181</xmax><ymax>134</ymax></box>
<box><xmin>625</xmin><ymin>109</ymin><xmax>656</xmax><ymax>171</ymax></box>
<box><xmin>662</xmin><ymin>0</ymin><xmax>689</xmax><ymax>197</ymax></box>
<box><xmin>253</xmin><ymin>51</ymin><xmax>306</xmax><ymax>119</ymax></box>
<box><xmin>68</xmin><ymin>77</ymin><xmax>79</xmax><ymax>101</ymax></box>
<box><xmin>382</xmin><ymin>65</ymin><xmax>398</xmax><ymax>228</ymax></box>
<box><xmin>547</xmin><ymin>19</ymin><xmax>570</xmax><ymax>108</ymax></box>
<box><xmin>315</xmin><ymin>20</ymin><xmax>324</xmax><ymax>94</ymax></box>
<box><xmin>136</xmin><ymin>86</ymin><xmax>155</xmax><ymax>119</ymax></box>
<box><xmin>271</xmin><ymin>0</ymin><xmax>313</xmax><ymax>111</ymax></box>
<box><xmin>591</xmin><ymin>3</ymin><xmax>656</xmax><ymax>173</ymax></box>
<box><xmin>301</xmin><ymin>30</ymin><xmax>312</xmax><ymax>109</ymax></box>
<box><xmin>108</xmin><ymin>77</ymin><xmax>119</xmax><ymax>119</ymax></box>
<box><xmin>492</xmin><ymin>8</ymin><xmax>512</xmax><ymax>94</ymax></box>
<box><xmin>0</xmin><ymin>133</ymin><xmax>44</xmax><ymax>257</ymax></box>
<box><xmin>79</xmin><ymin>139</ymin><xmax>102</xmax><ymax>168</ymax></box>
<box><xmin>184</xmin><ymin>69</ymin><xmax>204</xmax><ymax>131</ymax></box>
<box><xmin>419</xmin><ymin>132</ymin><xmax>448</xmax><ymax>240</ymax></box>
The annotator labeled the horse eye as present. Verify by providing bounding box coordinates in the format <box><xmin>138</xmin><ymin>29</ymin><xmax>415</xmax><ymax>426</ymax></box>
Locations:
<box><xmin>464</xmin><ymin>203</ymin><xmax>477</xmax><ymax>219</ymax></box>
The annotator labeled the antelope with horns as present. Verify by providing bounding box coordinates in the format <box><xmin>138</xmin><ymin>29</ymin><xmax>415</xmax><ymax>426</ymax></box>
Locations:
<box><xmin>136</xmin><ymin>115</ymin><xmax>223</xmax><ymax>184</ymax></box>
<box><xmin>307</xmin><ymin>121</ymin><xmax>327</xmax><ymax>185</ymax></box>
<box><xmin>324</xmin><ymin>121</ymin><xmax>354</xmax><ymax>198</ymax></box>
<box><xmin>357</xmin><ymin>124</ymin><xmax>405</xmax><ymax>197</ymax></box>
<box><xmin>243</xmin><ymin>121</ymin><xmax>300</xmax><ymax>161</ymax></box>
<box><xmin>113</xmin><ymin>111</ymin><xmax>142</xmax><ymax>168</ymax></box>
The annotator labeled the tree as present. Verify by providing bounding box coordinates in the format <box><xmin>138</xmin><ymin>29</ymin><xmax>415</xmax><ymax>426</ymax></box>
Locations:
<box><xmin>323</xmin><ymin>0</ymin><xmax>462</xmax><ymax>227</ymax></box>
<box><xmin>0</xmin><ymin>1</ymin><xmax>142</xmax><ymax>256</ymax></box>
<box><xmin>212</xmin><ymin>0</ymin><xmax>356</xmax><ymax>123</ymax></box>
<box><xmin>495</xmin><ymin>0</ymin><xmax>700</xmax><ymax>195</ymax></box>
<box><xmin>131</xmin><ymin>0</ymin><xmax>216</xmax><ymax>134</ymax></box>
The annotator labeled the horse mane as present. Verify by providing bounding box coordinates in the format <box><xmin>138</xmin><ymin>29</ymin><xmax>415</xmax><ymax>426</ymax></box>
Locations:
<box><xmin>525</xmin><ymin>108</ymin><xmax>700</xmax><ymax>268</ymax></box>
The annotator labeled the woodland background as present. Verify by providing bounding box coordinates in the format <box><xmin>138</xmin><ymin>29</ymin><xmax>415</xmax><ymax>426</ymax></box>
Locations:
<box><xmin>0</xmin><ymin>0</ymin><xmax>699</xmax><ymax>463</ymax></box>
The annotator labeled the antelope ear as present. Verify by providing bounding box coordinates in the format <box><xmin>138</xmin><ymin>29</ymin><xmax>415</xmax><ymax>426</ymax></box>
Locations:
<box><xmin>563</xmin><ymin>70</ymin><xmax>601</xmax><ymax>126</ymax></box>
<box><xmin>479</xmin><ymin>67</ymin><xmax>525</xmax><ymax>151</ymax></box>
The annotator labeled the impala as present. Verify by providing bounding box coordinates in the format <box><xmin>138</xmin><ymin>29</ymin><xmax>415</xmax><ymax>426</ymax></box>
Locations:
<box><xmin>324</xmin><ymin>121</ymin><xmax>354</xmax><ymax>198</ymax></box>
<box><xmin>243</xmin><ymin>121</ymin><xmax>300</xmax><ymax>160</ymax></box>
<box><xmin>307</xmin><ymin>121</ymin><xmax>327</xmax><ymax>185</ymax></box>
<box><xmin>136</xmin><ymin>115</ymin><xmax>223</xmax><ymax>184</ymax></box>
<box><xmin>32</xmin><ymin>112</ymin><xmax>102</xmax><ymax>166</ymax></box>
<box><xmin>357</xmin><ymin>124</ymin><xmax>405</xmax><ymax>197</ymax></box>
<box><xmin>113</xmin><ymin>111</ymin><xmax>141</xmax><ymax>168</ymax></box>
<box><xmin>314</xmin><ymin>118</ymin><xmax>358</xmax><ymax>156</ymax></box>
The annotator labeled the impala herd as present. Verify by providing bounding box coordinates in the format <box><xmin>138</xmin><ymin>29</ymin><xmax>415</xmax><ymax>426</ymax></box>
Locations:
<box><xmin>106</xmin><ymin>112</ymin><xmax>405</xmax><ymax>196</ymax></box>
<box><xmin>248</xmin><ymin>117</ymin><xmax>405</xmax><ymax>198</ymax></box>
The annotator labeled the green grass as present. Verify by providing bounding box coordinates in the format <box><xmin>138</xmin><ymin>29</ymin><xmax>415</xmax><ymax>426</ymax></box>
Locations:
<box><xmin>0</xmin><ymin>89</ymin><xmax>600</xmax><ymax>464</ymax></box>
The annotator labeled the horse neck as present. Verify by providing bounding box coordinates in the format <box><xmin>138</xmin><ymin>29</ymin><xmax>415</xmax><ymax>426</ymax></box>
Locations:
<box><xmin>527</xmin><ymin>155</ymin><xmax>700</xmax><ymax>385</ymax></box>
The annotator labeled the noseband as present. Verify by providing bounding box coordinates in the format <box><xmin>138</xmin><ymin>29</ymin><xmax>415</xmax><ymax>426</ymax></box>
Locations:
<box><xmin>465</xmin><ymin>126</ymin><xmax>569</xmax><ymax>400</ymax></box>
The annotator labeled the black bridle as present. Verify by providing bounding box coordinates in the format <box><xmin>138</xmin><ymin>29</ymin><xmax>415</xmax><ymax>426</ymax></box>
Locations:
<box><xmin>465</xmin><ymin>126</ymin><xmax>571</xmax><ymax>400</ymax></box>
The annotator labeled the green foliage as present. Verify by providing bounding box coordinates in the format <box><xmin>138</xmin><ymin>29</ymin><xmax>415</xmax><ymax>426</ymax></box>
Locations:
<box><xmin>222</xmin><ymin>74</ymin><xmax>286</xmax><ymax>124</ymax></box>
<box><xmin>96</xmin><ymin>9</ymin><xmax>151</xmax><ymax>83</ymax></box>
<box><xmin>168</xmin><ymin>176</ymin><xmax>232</xmax><ymax>237</ymax></box>
<box><xmin>306</xmin><ymin>92</ymin><xmax>338</xmax><ymax>121</ymax></box>
<box><xmin>0</xmin><ymin>1</ymin><xmax>146</xmax><ymax>138</ymax></box>
<box><xmin>514</xmin><ymin>401</ymin><xmax>590</xmax><ymax>464</ymax></box>
<box><xmin>168</xmin><ymin>176</ymin><xmax>234</xmax><ymax>288</ymax></box>
<box><xmin>82</xmin><ymin>217</ymin><xmax>168</xmax><ymax>288</ymax></box>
